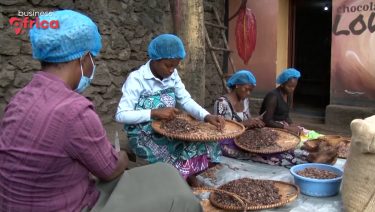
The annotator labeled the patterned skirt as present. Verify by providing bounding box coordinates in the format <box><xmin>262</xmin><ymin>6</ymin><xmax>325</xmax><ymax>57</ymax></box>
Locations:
<box><xmin>126</xmin><ymin>123</ymin><xmax>221</xmax><ymax>178</ymax></box>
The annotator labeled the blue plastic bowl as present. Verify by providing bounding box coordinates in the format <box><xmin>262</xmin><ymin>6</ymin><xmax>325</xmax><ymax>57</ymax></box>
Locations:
<box><xmin>290</xmin><ymin>163</ymin><xmax>343</xmax><ymax>197</ymax></box>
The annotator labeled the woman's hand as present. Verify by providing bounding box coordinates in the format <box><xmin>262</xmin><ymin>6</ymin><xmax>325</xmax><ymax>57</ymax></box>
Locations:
<box><xmin>243</xmin><ymin>118</ymin><xmax>265</xmax><ymax>128</ymax></box>
<box><xmin>284</xmin><ymin>125</ymin><xmax>302</xmax><ymax>136</ymax></box>
<box><xmin>151</xmin><ymin>107</ymin><xmax>180</xmax><ymax>120</ymax></box>
<box><xmin>204</xmin><ymin>115</ymin><xmax>226</xmax><ymax>130</ymax></box>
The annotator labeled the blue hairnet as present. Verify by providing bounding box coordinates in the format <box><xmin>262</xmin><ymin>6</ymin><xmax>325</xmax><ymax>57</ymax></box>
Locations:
<box><xmin>276</xmin><ymin>68</ymin><xmax>301</xmax><ymax>84</ymax></box>
<box><xmin>227</xmin><ymin>70</ymin><xmax>256</xmax><ymax>88</ymax></box>
<box><xmin>30</xmin><ymin>10</ymin><xmax>102</xmax><ymax>63</ymax></box>
<box><xmin>147</xmin><ymin>34</ymin><xmax>186</xmax><ymax>60</ymax></box>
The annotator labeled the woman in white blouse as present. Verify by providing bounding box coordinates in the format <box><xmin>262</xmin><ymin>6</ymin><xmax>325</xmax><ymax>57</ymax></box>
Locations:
<box><xmin>115</xmin><ymin>34</ymin><xmax>224</xmax><ymax>186</ymax></box>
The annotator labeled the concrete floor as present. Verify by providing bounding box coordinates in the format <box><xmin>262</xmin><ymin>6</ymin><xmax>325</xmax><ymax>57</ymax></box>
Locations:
<box><xmin>290</xmin><ymin>112</ymin><xmax>351</xmax><ymax>137</ymax></box>
<box><xmin>105</xmin><ymin>115</ymin><xmax>350</xmax><ymax>211</ymax></box>
<box><xmin>197</xmin><ymin>157</ymin><xmax>345</xmax><ymax>212</ymax></box>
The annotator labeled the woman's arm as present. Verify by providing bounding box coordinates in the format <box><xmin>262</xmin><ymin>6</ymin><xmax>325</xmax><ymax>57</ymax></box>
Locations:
<box><xmin>286</xmin><ymin>114</ymin><xmax>293</xmax><ymax>125</ymax></box>
<box><xmin>286</xmin><ymin>94</ymin><xmax>293</xmax><ymax>125</ymax></box>
<box><xmin>115</xmin><ymin>72</ymin><xmax>151</xmax><ymax>124</ymax></box>
<box><xmin>213</xmin><ymin>97</ymin><xmax>233</xmax><ymax>120</ymax></box>
<box><xmin>263</xmin><ymin>94</ymin><xmax>300</xmax><ymax>134</ymax></box>
<box><xmin>174</xmin><ymin>71</ymin><xmax>209</xmax><ymax>120</ymax></box>
<box><xmin>214</xmin><ymin>97</ymin><xmax>264</xmax><ymax>128</ymax></box>
<box><xmin>243</xmin><ymin>98</ymin><xmax>264</xmax><ymax>128</ymax></box>
<box><xmin>262</xmin><ymin>94</ymin><xmax>285</xmax><ymax>129</ymax></box>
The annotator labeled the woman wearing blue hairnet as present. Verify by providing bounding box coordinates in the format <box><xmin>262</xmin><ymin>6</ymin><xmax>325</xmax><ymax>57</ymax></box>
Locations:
<box><xmin>214</xmin><ymin>69</ymin><xmax>337</xmax><ymax>166</ymax></box>
<box><xmin>260</xmin><ymin>68</ymin><xmax>302</xmax><ymax>135</ymax></box>
<box><xmin>213</xmin><ymin>70</ymin><xmax>264</xmax><ymax>158</ymax></box>
<box><xmin>255</xmin><ymin>68</ymin><xmax>337</xmax><ymax>166</ymax></box>
<box><xmin>1</xmin><ymin>11</ymin><xmax>203</xmax><ymax>212</ymax></box>
<box><xmin>116</xmin><ymin>34</ymin><xmax>225</xmax><ymax>186</ymax></box>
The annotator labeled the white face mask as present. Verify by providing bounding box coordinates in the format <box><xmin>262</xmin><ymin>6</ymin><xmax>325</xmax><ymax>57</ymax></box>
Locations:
<box><xmin>75</xmin><ymin>53</ymin><xmax>96</xmax><ymax>93</ymax></box>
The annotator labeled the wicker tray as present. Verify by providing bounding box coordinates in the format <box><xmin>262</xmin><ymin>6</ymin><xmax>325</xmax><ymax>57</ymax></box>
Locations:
<box><xmin>209</xmin><ymin>178</ymin><xmax>299</xmax><ymax>211</ymax></box>
<box><xmin>320</xmin><ymin>135</ymin><xmax>342</xmax><ymax>146</ymax></box>
<box><xmin>234</xmin><ymin>128</ymin><xmax>300</xmax><ymax>154</ymax></box>
<box><xmin>151</xmin><ymin>114</ymin><xmax>245</xmax><ymax>142</ymax></box>
<box><xmin>321</xmin><ymin>135</ymin><xmax>351</xmax><ymax>159</ymax></box>
<box><xmin>337</xmin><ymin>137</ymin><xmax>351</xmax><ymax>159</ymax></box>
<box><xmin>194</xmin><ymin>187</ymin><xmax>247</xmax><ymax>212</ymax></box>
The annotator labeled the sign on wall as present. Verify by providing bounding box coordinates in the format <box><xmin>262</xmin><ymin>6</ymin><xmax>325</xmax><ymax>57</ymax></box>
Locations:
<box><xmin>331</xmin><ymin>0</ymin><xmax>375</xmax><ymax>106</ymax></box>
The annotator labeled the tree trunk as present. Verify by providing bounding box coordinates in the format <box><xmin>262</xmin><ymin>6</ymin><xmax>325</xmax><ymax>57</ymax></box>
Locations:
<box><xmin>170</xmin><ymin>0</ymin><xmax>206</xmax><ymax>106</ymax></box>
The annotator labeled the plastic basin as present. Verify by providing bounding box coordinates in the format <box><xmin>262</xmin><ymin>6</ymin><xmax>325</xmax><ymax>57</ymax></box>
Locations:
<box><xmin>290</xmin><ymin>163</ymin><xmax>343</xmax><ymax>197</ymax></box>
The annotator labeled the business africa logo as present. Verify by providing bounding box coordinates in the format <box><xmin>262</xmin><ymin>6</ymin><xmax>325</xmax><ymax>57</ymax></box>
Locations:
<box><xmin>8</xmin><ymin>10</ymin><xmax>59</xmax><ymax>35</ymax></box>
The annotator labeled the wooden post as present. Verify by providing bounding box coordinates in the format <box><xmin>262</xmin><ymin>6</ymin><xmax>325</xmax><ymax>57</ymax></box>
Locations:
<box><xmin>170</xmin><ymin>0</ymin><xmax>206</xmax><ymax>106</ymax></box>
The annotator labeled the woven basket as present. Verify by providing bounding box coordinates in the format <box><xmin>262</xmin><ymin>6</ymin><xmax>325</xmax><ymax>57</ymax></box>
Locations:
<box><xmin>321</xmin><ymin>135</ymin><xmax>342</xmax><ymax>147</ymax></box>
<box><xmin>208</xmin><ymin>178</ymin><xmax>299</xmax><ymax>211</ymax></box>
<box><xmin>301</xmin><ymin>138</ymin><xmax>323</xmax><ymax>152</ymax></box>
<box><xmin>151</xmin><ymin>114</ymin><xmax>245</xmax><ymax>142</ymax></box>
<box><xmin>337</xmin><ymin>138</ymin><xmax>351</xmax><ymax>159</ymax></box>
<box><xmin>234</xmin><ymin>128</ymin><xmax>300</xmax><ymax>154</ymax></box>
<box><xmin>320</xmin><ymin>135</ymin><xmax>351</xmax><ymax>159</ymax></box>
<box><xmin>193</xmin><ymin>187</ymin><xmax>248</xmax><ymax>212</ymax></box>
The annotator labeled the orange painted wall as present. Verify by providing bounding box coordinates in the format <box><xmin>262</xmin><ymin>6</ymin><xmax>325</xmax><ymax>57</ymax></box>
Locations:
<box><xmin>228</xmin><ymin>0</ymin><xmax>278</xmax><ymax>96</ymax></box>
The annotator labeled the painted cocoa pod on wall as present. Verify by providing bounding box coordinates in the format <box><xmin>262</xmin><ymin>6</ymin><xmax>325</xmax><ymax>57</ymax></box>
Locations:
<box><xmin>235</xmin><ymin>6</ymin><xmax>256</xmax><ymax>64</ymax></box>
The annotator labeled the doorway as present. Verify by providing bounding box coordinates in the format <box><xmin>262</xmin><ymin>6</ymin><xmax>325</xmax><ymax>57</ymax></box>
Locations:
<box><xmin>290</xmin><ymin>0</ymin><xmax>332</xmax><ymax>117</ymax></box>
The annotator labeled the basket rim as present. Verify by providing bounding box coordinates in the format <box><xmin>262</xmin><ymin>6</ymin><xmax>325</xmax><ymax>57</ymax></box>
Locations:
<box><xmin>208</xmin><ymin>178</ymin><xmax>299</xmax><ymax>211</ymax></box>
<box><xmin>193</xmin><ymin>187</ymin><xmax>248</xmax><ymax>212</ymax></box>
<box><xmin>151</xmin><ymin>117</ymin><xmax>245</xmax><ymax>142</ymax></box>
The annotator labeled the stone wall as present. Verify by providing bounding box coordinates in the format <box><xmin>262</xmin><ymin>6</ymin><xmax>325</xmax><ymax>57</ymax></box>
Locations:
<box><xmin>0</xmin><ymin>0</ymin><xmax>226</xmax><ymax>124</ymax></box>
